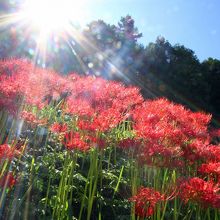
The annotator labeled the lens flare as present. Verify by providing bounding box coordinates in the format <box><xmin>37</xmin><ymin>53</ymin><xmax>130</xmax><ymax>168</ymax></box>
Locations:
<box><xmin>20</xmin><ymin>0</ymin><xmax>87</xmax><ymax>33</ymax></box>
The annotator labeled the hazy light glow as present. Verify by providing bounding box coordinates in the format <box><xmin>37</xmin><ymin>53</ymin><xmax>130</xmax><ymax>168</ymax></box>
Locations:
<box><xmin>21</xmin><ymin>0</ymin><xmax>86</xmax><ymax>33</ymax></box>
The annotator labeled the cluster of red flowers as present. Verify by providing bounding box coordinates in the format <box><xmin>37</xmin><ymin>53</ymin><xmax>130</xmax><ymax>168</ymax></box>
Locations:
<box><xmin>0</xmin><ymin>59</ymin><xmax>143</xmax><ymax>141</ymax></box>
<box><xmin>130</xmin><ymin>98</ymin><xmax>217</xmax><ymax>168</ymax></box>
<box><xmin>210</xmin><ymin>128</ymin><xmax>220</xmax><ymax>138</ymax></box>
<box><xmin>50</xmin><ymin>122</ymin><xmax>68</xmax><ymax>133</ymax></box>
<box><xmin>63</xmin><ymin>131</ymin><xmax>106</xmax><ymax>152</ymax></box>
<box><xmin>122</xmin><ymin>98</ymin><xmax>220</xmax><ymax>211</ymax></box>
<box><xmin>129</xmin><ymin>187</ymin><xmax>164</xmax><ymax>217</ymax></box>
<box><xmin>0</xmin><ymin>172</ymin><xmax>16</xmax><ymax>189</ymax></box>
<box><xmin>64</xmin><ymin>73</ymin><xmax>143</xmax><ymax>133</ymax></box>
<box><xmin>19</xmin><ymin>110</ymin><xmax>47</xmax><ymax>126</ymax></box>
<box><xmin>1</xmin><ymin>59</ymin><xmax>220</xmax><ymax>211</ymax></box>
<box><xmin>64</xmin><ymin>132</ymin><xmax>90</xmax><ymax>152</ymax></box>
<box><xmin>0</xmin><ymin>143</ymin><xmax>24</xmax><ymax>190</ymax></box>
<box><xmin>0</xmin><ymin>59</ymin><xmax>67</xmax><ymax>114</ymax></box>
<box><xmin>61</xmin><ymin>74</ymin><xmax>143</xmax><ymax>150</ymax></box>
<box><xmin>198</xmin><ymin>162</ymin><xmax>220</xmax><ymax>183</ymax></box>
<box><xmin>0</xmin><ymin>59</ymin><xmax>144</xmax><ymax>151</ymax></box>
<box><xmin>178</xmin><ymin>177</ymin><xmax>220</xmax><ymax>209</ymax></box>
<box><xmin>0</xmin><ymin>144</ymin><xmax>19</xmax><ymax>161</ymax></box>
<box><xmin>118</xmin><ymin>138</ymin><xmax>142</xmax><ymax>151</ymax></box>
<box><xmin>132</xmin><ymin>99</ymin><xmax>211</xmax><ymax>141</ymax></box>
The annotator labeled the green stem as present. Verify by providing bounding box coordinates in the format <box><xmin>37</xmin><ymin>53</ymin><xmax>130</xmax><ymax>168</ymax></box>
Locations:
<box><xmin>113</xmin><ymin>165</ymin><xmax>124</xmax><ymax>197</ymax></box>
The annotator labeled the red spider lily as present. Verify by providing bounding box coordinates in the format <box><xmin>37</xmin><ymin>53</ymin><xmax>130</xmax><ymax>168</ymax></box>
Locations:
<box><xmin>132</xmin><ymin>99</ymin><xmax>211</xmax><ymax>141</ymax></box>
<box><xmin>0</xmin><ymin>144</ymin><xmax>19</xmax><ymax>161</ymax></box>
<box><xmin>118</xmin><ymin>138</ymin><xmax>142</xmax><ymax>150</ymax></box>
<box><xmin>76</xmin><ymin>109</ymin><xmax>127</xmax><ymax>133</ymax></box>
<box><xmin>88</xmin><ymin>136</ymin><xmax>106</xmax><ymax>149</ymax></box>
<box><xmin>210</xmin><ymin>128</ymin><xmax>220</xmax><ymax>138</ymax></box>
<box><xmin>203</xmin><ymin>145</ymin><xmax>220</xmax><ymax>162</ymax></box>
<box><xmin>178</xmin><ymin>177</ymin><xmax>220</xmax><ymax>209</ymax></box>
<box><xmin>64</xmin><ymin>132</ymin><xmax>90</xmax><ymax>152</ymax></box>
<box><xmin>92</xmin><ymin>108</ymin><xmax>125</xmax><ymax>132</ymax></box>
<box><xmin>65</xmin><ymin>76</ymin><xmax>142</xmax><ymax>132</ymax></box>
<box><xmin>0</xmin><ymin>172</ymin><xmax>16</xmax><ymax>188</ymax></box>
<box><xmin>77</xmin><ymin>119</ymin><xmax>96</xmax><ymax>132</ymax></box>
<box><xmin>19</xmin><ymin>111</ymin><xmax>47</xmax><ymax>125</ymax></box>
<box><xmin>112</xmin><ymin>86</ymin><xmax>144</xmax><ymax>111</ymax></box>
<box><xmin>129</xmin><ymin>187</ymin><xmax>165</xmax><ymax>218</ymax></box>
<box><xmin>132</xmin><ymin>98</ymin><xmax>212</xmax><ymax>168</ymax></box>
<box><xmin>0</xmin><ymin>59</ymin><xmax>143</xmax><ymax>135</ymax></box>
<box><xmin>0</xmin><ymin>98</ymin><xmax>18</xmax><ymax>115</ymax></box>
<box><xmin>117</xmin><ymin>138</ymin><xmax>143</xmax><ymax>157</ymax></box>
<box><xmin>65</xmin><ymin>98</ymin><xmax>94</xmax><ymax>117</ymax></box>
<box><xmin>0</xmin><ymin>59</ymin><xmax>66</xmax><ymax>112</ymax></box>
<box><xmin>198</xmin><ymin>162</ymin><xmax>220</xmax><ymax>183</ymax></box>
<box><xmin>50</xmin><ymin>122</ymin><xmax>68</xmax><ymax>133</ymax></box>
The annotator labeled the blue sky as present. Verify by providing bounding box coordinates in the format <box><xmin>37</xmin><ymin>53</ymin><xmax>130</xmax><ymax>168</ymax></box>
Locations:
<box><xmin>83</xmin><ymin>0</ymin><xmax>220</xmax><ymax>61</ymax></box>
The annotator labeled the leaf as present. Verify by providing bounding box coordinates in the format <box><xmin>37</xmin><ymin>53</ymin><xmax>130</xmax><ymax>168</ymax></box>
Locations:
<box><xmin>73</xmin><ymin>173</ymin><xmax>87</xmax><ymax>182</ymax></box>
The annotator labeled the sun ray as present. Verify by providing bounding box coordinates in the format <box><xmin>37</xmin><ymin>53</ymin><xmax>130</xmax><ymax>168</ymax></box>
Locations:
<box><xmin>19</xmin><ymin>0</ymin><xmax>88</xmax><ymax>33</ymax></box>
<box><xmin>14</xmin><ymin>0</ymin><xmax>89</xmax><ymax>65</ymax></box>
<box><xmin>0</xmin><ymin>12</ymin><xmax>22</xmax><ymax>27</ymax></box>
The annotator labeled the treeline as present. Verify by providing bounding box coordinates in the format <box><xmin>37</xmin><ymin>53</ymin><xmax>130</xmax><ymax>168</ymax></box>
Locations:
<box><xmin>0</xmin><ymin>9</ymin><xmax>220</xmax><ymax>123</ymax></box>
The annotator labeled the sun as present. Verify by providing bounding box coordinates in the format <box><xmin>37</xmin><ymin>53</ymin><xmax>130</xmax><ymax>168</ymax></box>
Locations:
<box><xmin>20</xmin><ymin>0</ymin><xmax>87</xmax><ymax>34</ymax></box>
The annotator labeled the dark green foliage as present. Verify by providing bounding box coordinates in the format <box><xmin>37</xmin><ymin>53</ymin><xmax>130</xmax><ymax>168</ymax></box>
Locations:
<box><xmin>202</xmin><ymin>58</ymin><xmax>220</xmax><ymax>119</ymax></box>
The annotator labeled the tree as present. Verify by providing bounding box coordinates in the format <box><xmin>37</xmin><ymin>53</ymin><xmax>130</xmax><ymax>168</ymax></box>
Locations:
<box><xmin>202</xmin><ymin>58</ymin><xmax>220</xmax><ymax>119</ymax></box>
<box><xmin>117</xmin><ymin>15</ymin><xmax>142</xmax><ymax>42</ymax></box>
<box><xmin>136</xmin><ymin>36</ymin><xmax>174</xmax><ymax>98</ymax></box>
<box><xmin>167</xmin><ymin>45</ymin><xmax>209</xmax><ymax>110</ymax></box>
<box><xmin>77</xmin><ymin>16</ymin><xmax>143</xmax><ymax>83</ymax></box>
